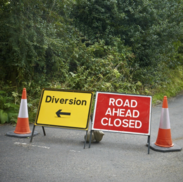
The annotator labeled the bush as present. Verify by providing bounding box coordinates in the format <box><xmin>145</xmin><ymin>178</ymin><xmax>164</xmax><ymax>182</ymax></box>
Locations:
<box><xmin>72</xmin><ymin>0</ymin><xmax>183</xmax><ymax>83</ymax></box>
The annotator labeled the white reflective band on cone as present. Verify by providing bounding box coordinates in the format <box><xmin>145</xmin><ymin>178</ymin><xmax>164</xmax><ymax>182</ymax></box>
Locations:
<box><xmin>18</xmin><ymin>99</ymin><xmax>29</xmax><ymax>118</ymax></box>
<box><xmin>159</xmin><ymin>108</ymin><xmax>170</xmax><ymax>129</ymax></box>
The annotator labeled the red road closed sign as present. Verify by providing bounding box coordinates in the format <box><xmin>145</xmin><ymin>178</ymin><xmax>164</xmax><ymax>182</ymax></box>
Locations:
<box><xmin>92</xmin><ymin>92</ymin><xmax>152</xmax><ymax>135</ymax></box>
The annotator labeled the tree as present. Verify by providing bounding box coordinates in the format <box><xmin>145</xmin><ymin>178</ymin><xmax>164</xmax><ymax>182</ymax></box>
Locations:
<box><xmin>0</xmin><ymin>0</ymin><xmax>75</xmax><ymax>91</ymax></box>
<box><xmin>72</xmin><ymin>0</ymin><xmax>183</xmax><ymax>69</ymax></box>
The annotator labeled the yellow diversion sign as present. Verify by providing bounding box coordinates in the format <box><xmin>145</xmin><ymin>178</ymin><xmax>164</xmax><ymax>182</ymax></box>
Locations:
<box><xmin>35</xmin><ymin>89</ymin><xmax>93</xmax><ymax>130</ymax></box>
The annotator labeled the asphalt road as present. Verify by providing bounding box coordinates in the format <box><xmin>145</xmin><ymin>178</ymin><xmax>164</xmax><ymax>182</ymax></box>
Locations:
<box><xmin>0</xmin><ymin>94</ymin><xmax>183</xmax><ymax>182</ymax></box>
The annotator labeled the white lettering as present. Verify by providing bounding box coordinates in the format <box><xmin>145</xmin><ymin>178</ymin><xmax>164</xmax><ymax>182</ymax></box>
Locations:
<box><xmin>109</xmin><ymin>98</ymin><xmax>115</xmax><ymax>106</ymax></box>
<box><xmin>119</xmin><ymin>109</ymin><xmax>125</xmax><ymax>117</ymax></box>
<box><xmin>125</xmin><ymin>109</ymin><xmax>132</xmax><ymax>117</ymax></box>
<box><xmin>114</xmin><ymin>119</ymin><xmax>121</xmax><ymax>127</ymax></box>
<box><xmin>101</xmin><ymin>117</ymin><xmax>108</xmax><ymax>126</ymax></box>
<box><xmin>109</xmin><ymin>118</ymin><xmax>113</xmax><ymax>126</ymax></box>
<box><xmin>122</xmin><ymin>119</ymin><xmax>128</xmax><ymax>127</ymax></box>
<box><xmin>112</xmin><ymin>108</ymin><xmax>120</xmax><ymax>116</ymax></box>
<box><xmin>131</xmin><ymin>100</ymin><xmax>137</xmax><ymax>108</ymax></box>
<box><xmin>101</xmin><ymin>118</ymin><xmax>142</xmax><ymax>129</ymax></box>
<box><xmin>135</xmin><ymin>120</ymin><xmax>142</xmax><ymax>128</ymax></box>
<box><xmin>123</xmin><ymin>99</ymin><xmax>130</xmax><ymax>107</ymax></box>
<box><xmin>105</xmin><ymin>108</ymin><xmax>112</xmax><ymax>116</ymax></box>
<box><xmin>116</xmin><ymin>99</ymin><xmax>123</xmax><ymax>107</ymax></box>
<box><xmin>108</xmin><ymin>98</ymin><xmax>138</xmax><ymax>108</ymax></box>
<box><xmin>133</xmin><ymin>110</ymin><xmax>139</xmax><ymax>118</ymax></box>
<box><xmin>129</xmin><ymin>120</ymin><xmax>135</xmax><ymax>128</ymax></box>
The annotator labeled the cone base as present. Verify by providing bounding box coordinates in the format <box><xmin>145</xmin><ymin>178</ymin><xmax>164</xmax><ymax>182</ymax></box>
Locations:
<box><xmin>14</xmin><ymin>118</ymin><xmax>31</xmax><ymax>134</ymax></box>
<box><xmin>6</xmin><ymin>130</ymin><xmax>39</xmax><ymax>138</ymax></box>
<box><xmin>150</xmin><ymin>142</ymin><xmax>182</xmax><ymax>152</ymax></box>
<box><xmin>154</xmin><ymin>142</ymin><xmax>174</xmax><ymax>148</ymax></box>
<box><xmin>14</xmin><ymin>131</ymin><xmax>31</xmax><ymax>134</ymax></box>
<box><xmin>155</xmin><ymin>128</ymin><xmax>173</xmax><ymax>148</ymax></box>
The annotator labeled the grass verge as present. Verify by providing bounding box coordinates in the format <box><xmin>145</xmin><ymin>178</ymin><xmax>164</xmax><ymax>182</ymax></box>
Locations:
<box><xmin>151</xmin><ymin>66</ymin><xmax>183</xmax><ymax>105</ymax></box>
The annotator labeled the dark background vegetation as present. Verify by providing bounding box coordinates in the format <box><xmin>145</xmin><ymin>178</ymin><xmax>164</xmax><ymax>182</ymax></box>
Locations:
<box><xmin>0</xmin><ymin>0</ymin><xmax>183</xmax><ymax>123</ymax></box>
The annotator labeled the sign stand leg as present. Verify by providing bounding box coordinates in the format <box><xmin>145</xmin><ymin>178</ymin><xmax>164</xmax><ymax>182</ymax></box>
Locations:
<box><xmin>30</xmin><ymin>125</ymin><xmax>36</xmax><ymax>143</ymax></box>
<box><xmin>147</xmin><ymin>135</ymin><xmax>150</xmax><ymax>154</ymax></box>
<box><xmin>42</xmin><ymin>126</ymin><xmax>46</xmax><ymax>136</ymax></box>
<box><xmin>89</xmin><ymin>130</ymin><xmax>93</xmax><ymax>148</ymax></box>
<box><xmin>89</xmin><ymin>114</ymin><xmax>93</xmax><ymax>148</ymax></box>
<box><xmin>84</xmin><ymin>130</ymin><xmax>88</xmax><ymax>149</ymax></box>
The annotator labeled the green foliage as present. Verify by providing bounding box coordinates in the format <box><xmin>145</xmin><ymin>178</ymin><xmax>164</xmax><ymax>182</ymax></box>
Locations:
<box><xmin>0</xmin><ymin>84</ymin><xmax>42</xmax><ymax>123</ymax></box>
<box><xmin>65</xmin><ymin>39</ymin><xmax>136</xmax><ymax>93</ymax></box>
<box><xmin>72</xmin><ymin>0</ymin><xmax>183</xmax><ymax>83</ymax></box>
<box><xmin>50</xmin><ymin>38</ymin><xmax>139</xmax><ymax>94</ymax></box>
<box><xmin>173</xmin><ymin>36</ymin><xmax>183</xmax><ymax>68</ymax></box>
<box><xmin>0</xmin><ymin>0</ymin><xmax>183</xmax><ymax>123</ymax></box>
<box><xmin>152</xmin><ymin>66</ymin><xmax>183</xmax><ymax>105</ymax></box>
<box><xmin>0</xmin><ymin>91</ymin><xmax>19</xmax><ymax>124</ymax></box>
<box><xmin>0</xmin><ymin>0</ymin><xmax>76</xmax><ymax>91</ymax></box>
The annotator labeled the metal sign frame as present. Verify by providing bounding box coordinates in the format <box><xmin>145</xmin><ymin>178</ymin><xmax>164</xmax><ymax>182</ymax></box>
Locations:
<box><xmin>89</xmin><ymin>91</ymin><xmax>152</xmax><ymax>154</ymax></box>
<box><xmin>30</xmin><ymin>88</ymin><xmax>93</xmax><ymax>148</ymax></box>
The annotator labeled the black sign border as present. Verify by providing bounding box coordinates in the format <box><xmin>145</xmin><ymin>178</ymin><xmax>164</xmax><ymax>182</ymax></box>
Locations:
<box><xmin>35</xmin><ymin>88</ymin><xmax>93</xmax><ymax>130</ymax></box>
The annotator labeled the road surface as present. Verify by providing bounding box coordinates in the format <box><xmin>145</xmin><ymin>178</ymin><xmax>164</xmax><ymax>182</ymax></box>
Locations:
<box><xmin>0</xmin><ymin>94</ymin><xmax>183</xmax><ymax>182</ymax></box>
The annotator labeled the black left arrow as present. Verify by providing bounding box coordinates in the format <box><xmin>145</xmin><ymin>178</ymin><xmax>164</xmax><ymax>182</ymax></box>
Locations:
<box><xmin>56</xmin><ymin>109</ymin><xmax>71</xmax><ymax>117</ymax></box>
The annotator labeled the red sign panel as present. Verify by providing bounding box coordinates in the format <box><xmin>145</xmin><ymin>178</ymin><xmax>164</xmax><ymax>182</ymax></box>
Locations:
<box><xmin>92</xmin><ymin>92</ymin><xmax>152</xmax><ymax>135</ymax></box>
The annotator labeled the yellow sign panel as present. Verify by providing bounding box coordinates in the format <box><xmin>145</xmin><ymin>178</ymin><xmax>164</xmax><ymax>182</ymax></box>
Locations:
<box><xmin>35</xmin><ymin>89</ymin><xmax>93</xmax><ymax>130</ymax></box>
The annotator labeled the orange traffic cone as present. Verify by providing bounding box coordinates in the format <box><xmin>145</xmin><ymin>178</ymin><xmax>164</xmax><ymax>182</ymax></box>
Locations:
<box><xmin>150</xmin><ymin>96</ymin><xmax>182</xmax><ymax>152</ymax></box>
<box><xmin>14</xmin><ymin>88</ymin><xmax>31</xmax><ymax>134</ymax></box>
<box><xmin>155</xmin><ymin>96</ymin><xmax>173</xmax><ymax>147</ymax></box>
<box><xmin>6</xmin><ymin>88</ymin><xmax>39</xmax><ymax>138</ymax></box>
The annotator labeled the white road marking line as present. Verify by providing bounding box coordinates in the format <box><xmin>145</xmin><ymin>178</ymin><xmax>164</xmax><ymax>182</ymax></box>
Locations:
<box><xmin>14</xmin><ymin>142</ymin><xmax>50</xmax><ymax>149</ymax></box>
<box><xmin>70</xmin><ymin>150</ymin><xmax>80</xmax><ymax>153</ymax></box>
